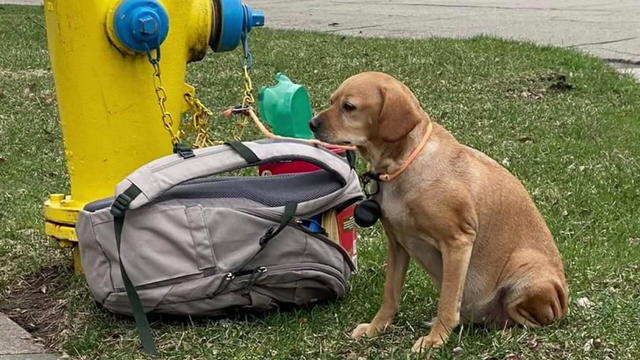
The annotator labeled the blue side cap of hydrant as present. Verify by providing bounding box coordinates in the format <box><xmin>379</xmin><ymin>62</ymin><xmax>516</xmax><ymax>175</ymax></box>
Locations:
<box><xmin>214</xmin><ymin>0</ymin><xmax>265</xmax><ymax>52</ymax></box>
<box><xmin>113</xmin><ymin>0</ymin><xmax>170</xmax><ymax>53</ymax></box>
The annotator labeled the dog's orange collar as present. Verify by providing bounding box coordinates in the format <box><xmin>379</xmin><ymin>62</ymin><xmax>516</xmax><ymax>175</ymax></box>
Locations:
<box><xmin>377</xmin><ymin>121</ymin><xmax>434</xmax><ymax>182</ymax></box>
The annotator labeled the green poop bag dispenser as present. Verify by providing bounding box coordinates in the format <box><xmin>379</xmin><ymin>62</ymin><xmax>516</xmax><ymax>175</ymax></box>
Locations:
<box><xmin>258</xmin><ymin>73</ymin><xmax>314</xmax><ymax>139</ymax></box>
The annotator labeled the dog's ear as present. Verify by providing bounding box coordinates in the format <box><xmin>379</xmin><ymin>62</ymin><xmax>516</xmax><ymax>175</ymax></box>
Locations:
<box><xmin>377</xmin><ymin>84</ymin><xmax>422</xmax><ymax>142</ymax></box>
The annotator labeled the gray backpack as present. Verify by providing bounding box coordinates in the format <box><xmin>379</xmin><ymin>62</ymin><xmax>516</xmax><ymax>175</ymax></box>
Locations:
<box><xmin>76</xmin><ymin>139</ymin><xmax>364</xmax><ymax>354</ymax></box>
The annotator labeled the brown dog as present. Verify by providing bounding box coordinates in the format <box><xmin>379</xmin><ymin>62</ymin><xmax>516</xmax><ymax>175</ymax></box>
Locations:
<box><xmin>310</xmin><ymin>72</ymin><xmax>568</xmax><ymax>352</ymax></box>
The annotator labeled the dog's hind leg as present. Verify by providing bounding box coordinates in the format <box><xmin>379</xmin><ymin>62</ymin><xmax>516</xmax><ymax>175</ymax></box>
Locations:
<box><xmin>505</xmin><ymin>277</ymin><xmax>568</xmax><ymax>328</ymax></box>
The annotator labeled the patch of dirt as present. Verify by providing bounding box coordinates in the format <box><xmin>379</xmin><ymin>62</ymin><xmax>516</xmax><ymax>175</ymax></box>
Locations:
<box><xmin>0</xmin><ymin>69</ymin><xmax>52</xmax><ymax>79</ymax></box>
<box><xmin>508</xmin><ymin>72</ymin><xmax>574</xmax><ymax>100</ymax></box>
<box><xmin>0</xmin><ymin>266</ymin><xmax>68</xmax><ymax>350</ymax></box>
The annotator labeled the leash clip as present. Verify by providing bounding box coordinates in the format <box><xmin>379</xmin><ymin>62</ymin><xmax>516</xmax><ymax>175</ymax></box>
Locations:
<box><xmin>360</xmin><ymin>171</ymin><xmax>381</xmax><ymax>197</ymax></box>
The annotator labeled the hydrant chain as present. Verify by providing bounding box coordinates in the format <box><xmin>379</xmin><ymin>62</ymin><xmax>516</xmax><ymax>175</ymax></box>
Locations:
<box><xmin>184</xmin><ymin>93</ymin><xmax>217</xmax><ymax>148</ymax></box>
<box><xmin>148</xmin><ymin>54</ymin><xmax>182</xmax><ymax>145</ymax></box>
<box><xmin>241</xmin><ymin>65</ymin><xmax>255</xmax><ymax>108</ymax></box>
<box><xmin>233</xmin><ymin>29</ymin><xmax>257</xmax><ymax>141</ymax></box>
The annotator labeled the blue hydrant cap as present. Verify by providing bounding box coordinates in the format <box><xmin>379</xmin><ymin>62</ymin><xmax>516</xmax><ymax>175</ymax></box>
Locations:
<box><xmin>213</xmin><ymin>0</ymin><xmax>265</xmax><ymax>52</ymax></box>
<box><xmin>113</xmin><ymin>0</ymin><xmax>170</xmax><ymax>53</ymax></box>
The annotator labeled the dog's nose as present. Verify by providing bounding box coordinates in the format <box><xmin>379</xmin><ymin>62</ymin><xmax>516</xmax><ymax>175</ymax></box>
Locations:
<box><xmin>309</xmin><ymin>117</ymin><xmax>320</xmax><ymax>133</ymax></box>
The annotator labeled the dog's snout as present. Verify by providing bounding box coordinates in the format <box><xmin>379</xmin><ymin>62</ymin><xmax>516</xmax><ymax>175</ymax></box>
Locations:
<box><xmin>309</xmin><ymin>116</ymin><xmax>320</xmax><ymax>133</ymax></box>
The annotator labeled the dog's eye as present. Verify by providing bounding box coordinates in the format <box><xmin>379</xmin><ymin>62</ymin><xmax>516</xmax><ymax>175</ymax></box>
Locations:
<box><xmin>342</xmin><ymin>102</ymin><xmax>356</xmax><ymax>112</ymax></box>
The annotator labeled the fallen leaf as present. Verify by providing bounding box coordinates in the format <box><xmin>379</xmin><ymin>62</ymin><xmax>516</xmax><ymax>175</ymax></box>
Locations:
<box><xmin>575</xmin><ymin>297</ymin><xmax>595</xmax><ymax>309</ymax></box>
<box><xmin>516</xmin><ymin>136</ymin><xmax>533</xmax><ymax>143</ymax></box>
<box><xmin>583</xmin><ymin>338</ymin><xmax>594</xmax><ymax>352</ymax></box>
<box><xmin>22</xmin><ymin>83</ymin><xmax>37</xmax><ymax>98</ymax></box>
<box><xmin>593</xmin><ymin>338</ymin><xmax>603</xmax><ymax>349</ymax></box>
<box><xmin>628</xmin><ymin>238</ymin><xmax>639</xmax><ymax>246</ymax></box>
<box><xmin>42</xmin><ymin>93</ymin><xmax>57</xmax><ymax>105</ymax></box>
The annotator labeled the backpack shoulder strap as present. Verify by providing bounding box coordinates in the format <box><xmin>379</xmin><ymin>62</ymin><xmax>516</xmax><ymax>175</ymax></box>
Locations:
<box><xmin>116</xmin><ymin>139</ymin><xmax>355</xmax><ymax>210</ymax></box>
<box><xmin>110</xmin><ymin>185</ymin><xmax>157</xmax><ymax>355</ymax></box>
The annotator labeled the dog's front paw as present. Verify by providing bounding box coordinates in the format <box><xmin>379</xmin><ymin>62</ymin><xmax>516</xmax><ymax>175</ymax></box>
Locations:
<box><xmin>351</xmin><ymin>323</ymin><xmax>383</xmax><ymax>339</ymax></box>
<box><xmin>411</xmin><ymin>334</ymin><xmax>445</xmax><ymax>353</ymax></box>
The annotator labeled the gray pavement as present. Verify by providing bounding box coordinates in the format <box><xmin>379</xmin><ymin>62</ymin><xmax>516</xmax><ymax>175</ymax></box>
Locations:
<box><xmin>258</xmin><ymin>0</ymin><xmax>640</xmax><ymax>64</ymax></box>
<box><xmin>3</xmin><ymin>0</ymin><xmax>639</xmax><ymax>64</ymax></box>
<box><xmin>0</xmin><ymin>314</ymin><xmax>58</xmax><ymax>360</ymax></box>
<box><xmin>0</xmin><ymin>0</ymin><xmax>37</xmax><ymax>4</ymax></box>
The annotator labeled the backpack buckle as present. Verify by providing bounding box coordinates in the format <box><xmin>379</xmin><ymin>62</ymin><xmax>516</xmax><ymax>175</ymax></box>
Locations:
<box><xmin>173</xmin><ymin>143</ymin><xmax>196</xmax><ymax>159</ymax></box>
<box><xmin>259</xmin><ymin>227</ymin><xmax>275</xmax><ymax>246</ymax></box>
<box><xmin>110</xmin><ymin>193</ymin><xmax>133</xmax><ymax>217</ymax></box>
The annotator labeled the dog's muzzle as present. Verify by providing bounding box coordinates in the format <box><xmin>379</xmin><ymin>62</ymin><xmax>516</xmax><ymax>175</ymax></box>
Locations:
<box><xmin>309</xmin><ymin>116</ymin><xmax>321</xmax><ymax>133</ymax></box>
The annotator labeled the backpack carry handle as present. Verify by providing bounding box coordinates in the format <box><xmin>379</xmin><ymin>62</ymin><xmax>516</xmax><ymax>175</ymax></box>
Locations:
<box><xmin>114</xmin><ymin>139</ymin><xmax>357</xmax><ymax>210</ymax></box>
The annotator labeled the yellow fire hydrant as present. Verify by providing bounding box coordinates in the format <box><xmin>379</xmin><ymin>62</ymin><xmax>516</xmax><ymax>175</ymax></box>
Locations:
<box><xmin>42</xmin><ymin>0</ymin><xmax>264</xmax><ymax>272</ymax></box>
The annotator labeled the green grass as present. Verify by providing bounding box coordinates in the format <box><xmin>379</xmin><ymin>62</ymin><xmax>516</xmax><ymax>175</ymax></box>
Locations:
<box><xmin>1</xmin><ymin>4</ymin><xmax>640</xmax><ymax>360</ymax></box>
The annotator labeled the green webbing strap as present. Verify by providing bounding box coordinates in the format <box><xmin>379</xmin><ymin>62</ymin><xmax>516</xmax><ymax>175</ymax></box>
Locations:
<box><xmin>111</xmin><ymin>185</ymin><xmax>158</xmax><ymax>356</ymax></box>
<box><xmin>224</xmin><ymin>141</ymin><xmax>260</xmax><ymax>164</ymax></box>
<box><xmin>346</xmin><ymin>150</ymin><xmax>357</xmax><ymax>169</ymax></box>
<box><xmin>259</xmin><ymin>202</ymin><xmax>298</xmax><ymax>246</ymax></box>
<box><xmin>231</xmin><ymin>202</ymin><xmax>298</xmax><ymax>276</ymax></box>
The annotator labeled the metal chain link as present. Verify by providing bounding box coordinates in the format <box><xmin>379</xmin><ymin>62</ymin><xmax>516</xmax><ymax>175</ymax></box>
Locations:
<box><xmin>147</xmin><ymin>47</ymin><xmax>219</xmax><ymax>148</ymax></box>
<box><xmin>184</xmin><ymin>93</ymin><xmax>220</xmax><ymax>148</ymax></box>
<box><xmin>241</xmin><ymin>65</ymin><xmax>255</xmax><ymax>108</ymax></box>
<box><xmin>149</xmin><ymin>56</ymin><xmax>182</xmax><ymax>145</ymax></box>
<box><xmin>145</xmin><ymin>30</ymin><xmax>259</xmax><ymax>146</ymax></box>
<box><xmin>240</xmin><ymin>32</ymin><xmax>255</xmax><ymax>109</ymax></box>
<box><xmin>230</xmin><ymin>33</ymin><xmax>258</xmax><ymax>141</ymax></box>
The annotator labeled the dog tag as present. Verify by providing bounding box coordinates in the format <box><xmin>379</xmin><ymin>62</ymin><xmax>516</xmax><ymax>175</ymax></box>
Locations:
<box><xmin>354</xmin><ymin>199</ymin><xmax>381</xmax><ymax>227</ymax></box>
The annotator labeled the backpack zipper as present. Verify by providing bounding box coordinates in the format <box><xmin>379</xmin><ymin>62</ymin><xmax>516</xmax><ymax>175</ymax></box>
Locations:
<box><xmin>156</xmin><ymin>262</ymin><xmax>348</xmax><ymax>305</ymax></box>
<box><xmin>226</xmin><ymin>262</ymin><xmax>348</xmax><ymax>294</ymax></box>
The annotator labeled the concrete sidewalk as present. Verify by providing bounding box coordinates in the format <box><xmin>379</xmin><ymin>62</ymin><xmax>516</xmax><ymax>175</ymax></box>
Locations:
<box><xmin>256</xmin><ymin>0</ymin><xmax>640</xmax><ymax>79</ymax></box>
<box><xmin>3</xmin><ymin>0</ymin><xmax>639</xmax><ymax>63</ymax></box>
<box><xmin>0</xmin><ymin>313</ymin><xmax>58</xmax><ymax>360</ymax></box>
<box><xmin>0</xmin><ymin>0</ymin><xmax>36</xmax><ymax>4</ymax></box>
<box><xmin>258</xmin><ymin>0</ymin><xmax>640</xmax><ymax>64</ymax></box>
